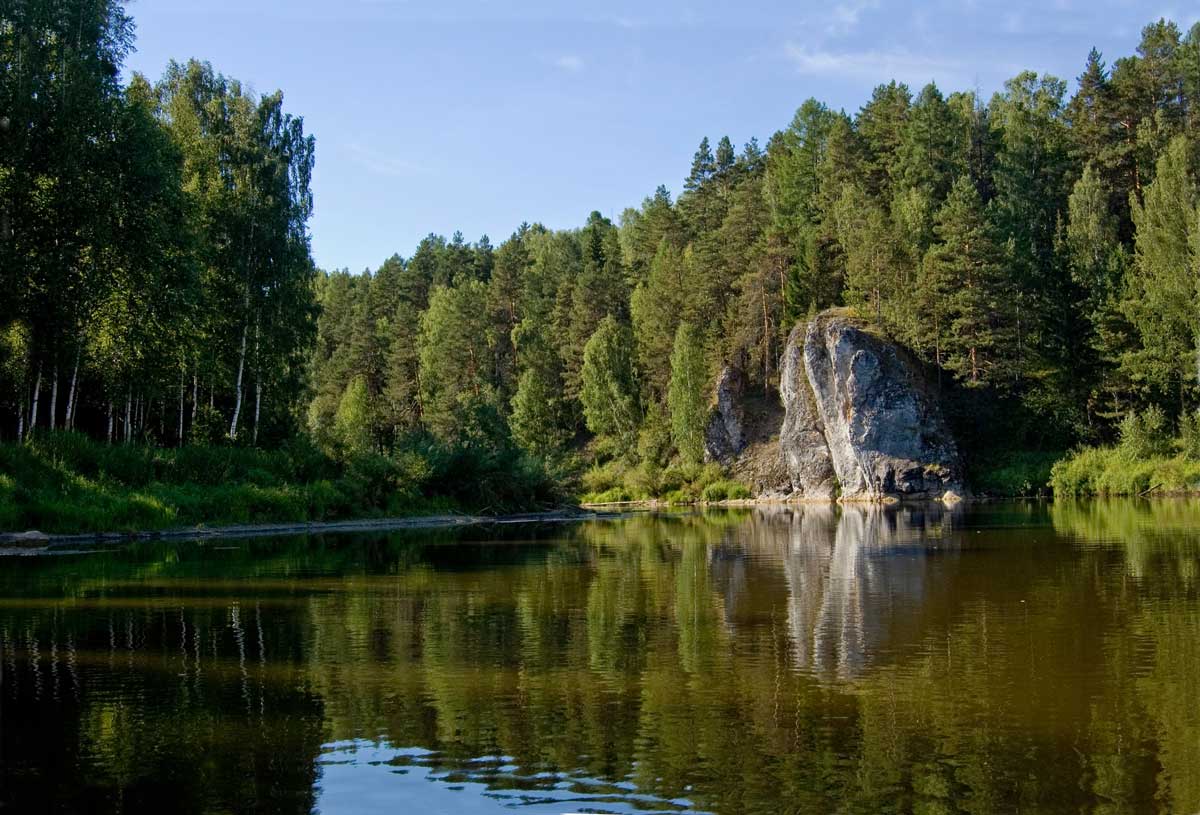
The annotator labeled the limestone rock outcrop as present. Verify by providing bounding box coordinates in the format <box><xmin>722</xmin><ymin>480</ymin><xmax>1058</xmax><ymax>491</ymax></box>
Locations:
<box><xmin>778</xmin><ymin>324</ymin><xmax>837</xmax><ymax>499</ymax></box>
<box><xmin>783</xmin><ymin>311</ymin><xmax>965</xmax><ymax>501</ymax></box>
<box><xmin>704</xmin><ymin>364</ymin><xmax>747</xmax><ymax>464</ymax></box>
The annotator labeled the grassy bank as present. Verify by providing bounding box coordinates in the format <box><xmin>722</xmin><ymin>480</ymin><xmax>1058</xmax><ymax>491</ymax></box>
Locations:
<box><xmin>0</xmin><ymin>432</ymin><xmax>563</xmax><ymax>534</ymax></box>
<box><xmin>1051</xmin><ymin>448</ymin><xmax>1200</xmax><ymax>496</ymax></box>
<box><xmin>1050</xmin><ymin>408</ymin><xmax>1200</xmax><ymax>496</ymax></box>
<box><xmin>579</xmin><ymin>459</ymin><xmax>752</xmax><ymax>504</ymax></box>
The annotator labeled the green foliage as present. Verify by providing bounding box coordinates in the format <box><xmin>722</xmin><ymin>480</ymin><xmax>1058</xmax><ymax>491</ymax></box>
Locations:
<box><xmin>1050</xmin><ymin>445</ymin><xmax>1200</xmax><ymax>496</ymax></box>
<box><xmin>1118</xmin><ymin>405</ymin><xmax>1171</xmax><ymax>458</ymax></box>
<box><xmin>8</xmin><ymin>4</ymin><xmax>1200</xmax><ymax>515</ymax></box>
<box><xmin>580</xmin><ymin>316</ymin><xmax>640</xmax><ymax>454</ymax></box>
<box><xmin>190</xmin><ymin>404</ymin><xmax>226</xmax><ymax>447</ymax></box>
<box><xmin>636</xmin><ymin>401</ymin><xmax>673</xmax><ymax>467</ymax></box>
<box><xmin>1123</xmin><ymin>136</ymin><xmax>1200</xmax><ymax>397</ymax></box>
<box><xmin>418</xmin><ymin>280</ymin><xmax>497</xmax><ymax>442</ymax></box>
<box><xmin>1179</xmin><ymin>410</ymin><xmax>1200</xmax><ymax>459</ymax></box>
<box><xmin>509</xmin><ymin>367</ymin><xmax>570</xmax><ymax>459</ymax></box>
<box><xmin>918</xmin><ymin>176</ymin><xmax>1012</xmax><ymax>388</ymax></box>
<box><xmin>334</xmin><ymin>376</ymin><xmax>374</xmax><ymax>456</ymax></box>
<box><xmin>968</xmin><ymin>450</ymin><xmax>1061</xmax><ymax>496</ymax></box>
<box><xmin>667</xmin><ymin>323</ymin><xmax>707</xmax><ymax>465</ymax></box>
<box><xmin>0</xmin><ymin>432</ymin><xmax>563</xmax><ymax>533</ymax></box>
<box><xmin>700</xmin><ymin>480</ymin><xmax>753</xmax><ymax>502</ymax></box>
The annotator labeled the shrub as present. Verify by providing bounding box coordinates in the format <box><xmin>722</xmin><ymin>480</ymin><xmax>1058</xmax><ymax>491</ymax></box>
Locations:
<box><xmin>190</xmin><ymin>404</ymin><xmax>226</xmax><ymax>446</ymax></box>
<box><xmin>1118</xmin><ymin>406</ymin><xmax>1170</xmax><ymax>459</ymax></box>
<box><xmin>1179</xmin><ymin>410</ymin><xmax>1200</xmax><ymax>460</ymax></box>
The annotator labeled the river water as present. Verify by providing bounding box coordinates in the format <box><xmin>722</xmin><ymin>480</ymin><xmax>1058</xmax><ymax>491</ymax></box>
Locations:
<box><xmin>1</xmin><ymin>501</ymin><xmax>1198</xmax><ymax>814</ymax></box>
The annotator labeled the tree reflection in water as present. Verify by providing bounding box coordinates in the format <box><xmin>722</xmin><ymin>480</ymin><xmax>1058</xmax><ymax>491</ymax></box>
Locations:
<box><xmin>0</xmin><ymin>502</ymin><xmax>1198</xmax><ymax>814</ymax></box>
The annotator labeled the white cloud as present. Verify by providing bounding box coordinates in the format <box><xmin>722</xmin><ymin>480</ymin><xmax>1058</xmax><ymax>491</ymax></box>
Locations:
<box><xmin>784</xmin><ymin>42</ymin><xmax>965</xmax><ymax>85</ymax></box>
<box><xmin>827</xmin><ymin>0</ymin><xmax>881</xmax><ymax>35</ymax></box>
<box><xmin>345</xmin><ymin>142</ymin><xmax>427</xmax><ymax>178</ymax></box>
<box><xmin>553</xmin><ymin>54</ymin><xmax>585</xmax><ymax>72</ymax></box>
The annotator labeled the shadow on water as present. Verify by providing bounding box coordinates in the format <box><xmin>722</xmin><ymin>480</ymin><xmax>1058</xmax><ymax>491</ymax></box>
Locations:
<box><xmin>1</xmin><ymin>500</ymin><xmax>1198</xmax><ymax>814</ymax></box>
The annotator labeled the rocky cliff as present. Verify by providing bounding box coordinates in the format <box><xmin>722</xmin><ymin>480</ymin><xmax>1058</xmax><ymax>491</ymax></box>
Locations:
<box><xmin>707</xmin><ymin>310</ymin><xmax>965</xmax><ymax>503</ymax></box>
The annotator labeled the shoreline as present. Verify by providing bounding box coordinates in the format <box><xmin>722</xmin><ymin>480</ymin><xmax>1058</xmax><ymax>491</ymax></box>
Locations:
<box><xmin>0</xmin><ymin>508</ymin><xmax>609</xmax><ymax>553</ymax></box>
<box><xmin>7</xmin><ymin>491</ymin><xmax>1195</xmax><ymax>553</ymax></box>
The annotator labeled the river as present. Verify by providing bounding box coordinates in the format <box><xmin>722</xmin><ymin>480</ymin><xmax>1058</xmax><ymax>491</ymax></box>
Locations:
<box><xmin>1</xmin><ymin>501</ymin><xmax>1197</xmax><ymax>813</ymax></box>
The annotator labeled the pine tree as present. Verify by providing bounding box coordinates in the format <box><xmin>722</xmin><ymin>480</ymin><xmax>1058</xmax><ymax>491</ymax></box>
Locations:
<box><xmin>1124</xmin><ymin>136</ymin><xmax>1199</xmax><ymax>400</ymax></box>
<box><xmin>685</xmin><ymin>137</ymin><xmax>715</xmax><ymax>193</ymax></box>
<box><xmin>857</xmin><ymin>81</ymin><xmax>912</xmax><ymax>200</ymax></box>
<box><xmin>417</xmin><ymin>280</ymin><xmax>497</xmax><ymax>441</ymax></box>
<box><xmin>715</xmin><ymin>136</ymin><xmax>736</xmax><ymax>176</ymax></box>
<box><xmin>920</xmin><ymin>177</ymin><xmax>1011</xmax><ymax>387</ymax></box>
<box><xmin>630</xmin><ymin>240</ymin><xmax>695</xmax><ymax>398</ymax></box>
<box><xmin>895</xmin><ymin>82</ymin><xmax>964</xmax><ymax>204</ymax></box>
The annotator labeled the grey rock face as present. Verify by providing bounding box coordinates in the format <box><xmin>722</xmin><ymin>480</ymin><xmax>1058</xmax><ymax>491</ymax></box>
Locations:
<box><xmin>704</xmin><ymin>364</ymin><xmax>747</xmax><ymax>464</ymax></box>
<box><xmin>777</xmin><ymin>325</ymin><xmax>837</xmax><ymax>499</ymax></box>
<box><xmin>771</xmin><ymin>311</ymin><xmax>964</xmax><ymax>502</ymax></box>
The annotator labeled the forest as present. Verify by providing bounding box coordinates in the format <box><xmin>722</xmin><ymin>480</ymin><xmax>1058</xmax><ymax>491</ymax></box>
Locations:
<box><xmin>3</xmin><ymin>1</ymin><xmax>1200</xmax><ymax>529</ymax></box>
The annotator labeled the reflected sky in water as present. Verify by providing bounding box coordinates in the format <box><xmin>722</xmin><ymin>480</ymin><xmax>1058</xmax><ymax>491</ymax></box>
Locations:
<box><xmin>1</xmin><ymin>501</ymin><xmax>1199</xmax><ymax>814</ymax></box>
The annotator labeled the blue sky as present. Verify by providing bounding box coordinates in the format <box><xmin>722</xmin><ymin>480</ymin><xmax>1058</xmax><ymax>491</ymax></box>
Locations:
<box><xmin>123</xmin><ymin>0</ymin><xmax>1199</xmax><ymax>273</ymax></box>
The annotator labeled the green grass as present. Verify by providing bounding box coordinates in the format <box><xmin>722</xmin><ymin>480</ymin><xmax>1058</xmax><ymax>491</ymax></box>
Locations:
<box><xmin>0</xmin><ymin>431</ymin><xmax>561</xmax><ymax>534</ymax></box>
<box><xmin>579</xmin><ymin>458</ymin><xmax>751</xmax><ymax>504</ymax></box>
<box><xmin>1050</xmin><ymin>446</ymin><xmax>1200</xmax><ymax>496</ymax></box>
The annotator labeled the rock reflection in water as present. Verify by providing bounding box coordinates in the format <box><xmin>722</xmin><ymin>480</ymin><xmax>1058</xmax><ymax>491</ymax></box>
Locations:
<box><xmin>755</xmin><ymin>504</ymin><xmax>960</xmax><ymax>678</ymax></box>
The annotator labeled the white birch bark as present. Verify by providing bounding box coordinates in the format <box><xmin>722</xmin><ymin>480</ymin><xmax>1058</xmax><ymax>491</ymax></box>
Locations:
<box><xmin>49</xmin><ymin>364</ymin><xmax>58</xmax><ymax>431</ymax></box>
<box><xmin>65</xmin><ymin>349</ymin><xmax>80</xmax><ymax>430</ymax></box>
<box><xmin>29</xmin><ymin>361</ymin><xmax>42</xmax><ymax>432</ymax></box>
<box><xmin>229</xmin><ymin>322</ymin><xmax>248</xmax><ymax>441</ymax></box>
<box><xmin>178</xmin><ymin>364</ymin><xmax>185</xmax><ymax>446</ymax></box>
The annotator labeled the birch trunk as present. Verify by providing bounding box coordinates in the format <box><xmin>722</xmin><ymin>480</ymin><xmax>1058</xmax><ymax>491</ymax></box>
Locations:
<box><xmin>178</xmin><ymin>365</ymin><xmax>186</xmax><ymax>446</ymax></box>
<box><xmin>253</xmin><ymin>378</ymin><xmax>262</xmax><ymax>447</ymax></box>
<box><xmin>17</xmin><ymin>402</ymin><xmax>25</xmax><ymax>443</ymax></box>
<box><xmin>65</xmin><ymin>349</ymin><xmax>80</xmax><ymax>430</ymax></box>
<box><xmin>106</xmin><ymin>401</ymin><xmax>113</xmax><ymax>444</ymax></box>
<box><xmin>229</xmin><ymin>321</ymin><xmax>248</xmax><ymax>441</ymax></box>
<box><xmin>191</xmin><ymin>373</ymin><xmax>198</xmax><ymax>423</ymax></box>
<box><xmin>124</xmin><ymin>388</ymin><xmax>132</xmax><ymax>444</ymax></box>
<box><xmin>252</xmin><ymin>322</ymin><xmax>261</xmax><ymax>446</ymax></box>
<box><xmin>29</xmin><ymin>361</ymin><xmax>42</xmax><ymax>432</ymax></box>
<box><xmin>49</xmin><ymin>364</ymin><xmax>58</xmax><ymax>431</ymax></box>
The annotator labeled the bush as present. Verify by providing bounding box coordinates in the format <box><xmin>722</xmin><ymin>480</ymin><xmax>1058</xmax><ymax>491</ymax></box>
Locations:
<box><xmin>1118</xmin><ymin>406</ymin><xmax>1170</xmax><ymax>459</ymax></box>
<box><xmin>1179</xmin><ymin>410</ymin><xmax>1200</xmax><ymax>460</ymax></box>
<box><xmin>701</xmin><ymin>480</ymin><xmax>752</xmax><ymax>502</ymax></box>
<box><xmin>190</xmin><ymin>404</ymin><xmax>226</xmax><ymax>446</ymax></box>
<box><xmin>1050</xmin><ymin>444</ymin><xmax>1200</xmax><ymax>497</ymax></box>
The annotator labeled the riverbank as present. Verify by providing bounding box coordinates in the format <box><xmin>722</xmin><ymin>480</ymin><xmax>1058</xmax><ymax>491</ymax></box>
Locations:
<box><xmin>0</xmin><ymin>509</ymin><xmax>603</xmax><ymax>552</ymax></box>
<box><xmin>0</xmin><ymin>432</ymin><xmax>563</xmax><ymax>536</ymax></box>
<box><xmin>1051</xmin><ymin>446</ymin><xmax>1200</xmax><ymax>496</ymax></box>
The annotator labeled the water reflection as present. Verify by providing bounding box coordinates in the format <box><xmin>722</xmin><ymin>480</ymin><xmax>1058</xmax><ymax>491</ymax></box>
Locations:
<box><xmin>0</xmin><ymin>502</ymin><xmax>1198</xmax><ymax>814</ymax></box>
<box><xmin>763</xmin><ymin>505</ymin><xmax>958</xmax><ymax>678</ymax></box>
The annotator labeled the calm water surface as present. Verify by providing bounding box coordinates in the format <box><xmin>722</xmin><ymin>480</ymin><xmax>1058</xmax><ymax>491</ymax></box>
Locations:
<box><xmin>2</xmin><ymin>501</ymin><xmax>1199</xmax><ymax>814</ymax></box>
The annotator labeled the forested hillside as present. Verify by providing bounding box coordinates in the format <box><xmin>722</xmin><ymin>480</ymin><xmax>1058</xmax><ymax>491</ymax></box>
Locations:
<box><xmin>310</xmin><ymin>19</ymin><xmax>1200</xmax><ymax>497</ymax></box>
<box><xmin>4</xmin><ymin>2</ymin><xmax>1200</xmax><ymax>514</ymax></box>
